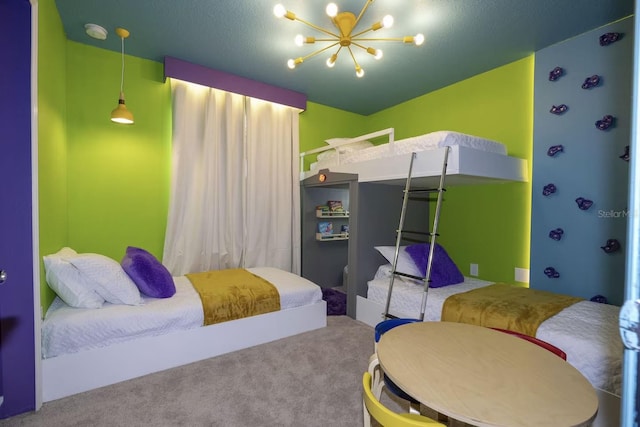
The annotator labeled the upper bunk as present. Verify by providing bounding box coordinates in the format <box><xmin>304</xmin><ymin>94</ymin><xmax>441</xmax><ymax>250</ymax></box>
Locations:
<box><xmin>299</xmin><ymin>128</ymin><xmax>528</xmax><ymax>187</ymax></box>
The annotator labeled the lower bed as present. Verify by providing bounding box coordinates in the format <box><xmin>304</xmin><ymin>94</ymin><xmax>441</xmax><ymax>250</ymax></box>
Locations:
<box><xmin>41</xmin><ymin>267</ymin><xmax>326</xmax><ymax>402</ymax></box>
<box><xmin>356</xmin><ymin>274</ymin><xmax>623</xmax><ymax>396</ymax></box>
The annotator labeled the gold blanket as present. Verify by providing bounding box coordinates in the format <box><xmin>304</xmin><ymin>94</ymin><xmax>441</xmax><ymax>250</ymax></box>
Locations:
<box><xmin>186</xmin><ymin>269</ymin><xmax>281</xmax><ymax>326</ymax></box>
<box><xmin>441</xmin><ymin>283</ymin><xmax>583</xmax><ymax>336</ymax></box>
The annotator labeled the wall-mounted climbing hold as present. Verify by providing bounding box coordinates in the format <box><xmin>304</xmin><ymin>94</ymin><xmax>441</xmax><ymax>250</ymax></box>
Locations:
<box><xmin>595</xmin><ymin>115</ymin><xmax>615</xmax><ymax>130</ymax></box>
<box><xmin>550</xmin><ymin>104</ymin><xmax>568</xmax><ymax>115</ymax></box>
<box><xmin>548</xmin><ymin>66</ymin><xmax>564</xmax><ymax>81</ymax></box>
<box><xmin>601</xmin><ymin>238</ymin><xmax>621</xmax><ymax>253</ymax></box>
<box><xmin>548</xmin><ymin>228</ymin><xmax>564</xmax><ymax>241</ymax></box>
<box><xmin>600</xmin><ymin>32</ymin><xmax>622</xmax><ymax>46</ymax></box>
<box><xmin>575</xmin><ymin>197</ymin><xmax>593</xmax><ymax>210</ymax></box>
<box><xmin>542</xmin><ymin>183</ymin><xmax>557</xmax><ymax>196</ymax></box>
<box><xmin>581</xmin><ymin>74</ymin><xmax>601</xmax><ymax>89</ymax></box>
<box><xmin>544</xmin><ymin>267</ymin><xmax>560</xmax><ymax>278</ymax></box>
<box><xmin>620</xmin><ymin>146</ymin><xmax>630</xmax><ymax>162</ymax></box>
<box><xmin>547</xmin><ymin>145</ymin><xmax>564</xmax><ymax>157</ymax></box>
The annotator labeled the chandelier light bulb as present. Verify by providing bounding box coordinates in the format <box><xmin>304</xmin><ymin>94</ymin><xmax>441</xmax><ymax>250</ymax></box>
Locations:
<box><xmin>326</xmin><ymin>3</ymin><xmax>338</xmax><ymax>18</ymax></box>
<box><xmin>382</xmin><ymin>15</ymin><xmax>394</xmax><ymax>28</ymax></box>
<box><xmin>326</xmin><ymin>54</ymin><xmax>338</xmax><ymax>68</ymax></box>
<box><xmin>273</xmin><ymin>4</ymin><xmax>286</xmax><ymax>18</ymax></box>
<box><xmin>374</xmin><ymin>49</ymin><xmax>383</xmax><ymax>60</ymax></box>
<box><xmin>294</xmin><ymin>34</ymin><xmax>304</xmax><ymax>46</ymax></box>
<box><xmin>414</xmin><ymin>33</ymin><xmax>425</xmax><ymax>46</ymax></box>
<box><xmin>356</xmin><ymin>66</ymin><xmax>364</xmax><ymax>78</ymax></box>
<box><xmin>287</xmin><ymin>59</ymin><xmax>296</xmax><ymax>69</ymax></box>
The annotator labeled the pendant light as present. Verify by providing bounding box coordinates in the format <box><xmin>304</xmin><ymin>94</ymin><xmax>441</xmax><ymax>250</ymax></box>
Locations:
<box><xmin>110</xmin><ymin>27</ymin><xmax>134</xmax><ymax>124</ymax></box>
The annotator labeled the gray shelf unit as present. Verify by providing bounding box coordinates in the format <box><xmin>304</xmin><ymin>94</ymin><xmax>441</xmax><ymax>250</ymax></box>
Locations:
<box><xmin>301</xmin><ymin>169</ymin><xmax>430</xmax><ymax>318</ymax></box>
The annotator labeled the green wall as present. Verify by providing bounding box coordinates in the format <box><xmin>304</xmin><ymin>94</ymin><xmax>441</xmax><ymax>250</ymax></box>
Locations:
<box><xmin>299</xmin><ymin>101</ymin><xmax>368</xmax><ymax>170</ymax></box>
<box><xmin>38</xmin><ymin>0</ymin><xmax>68</xmax><ymax>310</ymax></box>
<box><xmin>65</xmin><ymin>42</ymin><xmax>171</xmax><ymax>263</ymax></box>
<box><xmin>367</xmin><ymin>58</ymin><xmax>534</xmax><ymax>283</ymax></box>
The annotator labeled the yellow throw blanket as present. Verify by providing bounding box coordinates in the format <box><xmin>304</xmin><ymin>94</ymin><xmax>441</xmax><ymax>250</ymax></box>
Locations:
<box><xmin>186</xmin><ymin>269</ymin><xmax>281</xmax><ymax>326</ymax></box>
<box><xmin>441</xmin><ymin>283</ymin><xmax>583</xmax><ymax>336</ymax></box>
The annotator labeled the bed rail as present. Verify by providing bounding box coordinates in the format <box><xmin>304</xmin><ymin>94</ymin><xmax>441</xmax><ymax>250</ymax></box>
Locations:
<box><xmin>299</xmin><ymin>127</ymin><xmax>395</xmax><ymax>179</ymax></box>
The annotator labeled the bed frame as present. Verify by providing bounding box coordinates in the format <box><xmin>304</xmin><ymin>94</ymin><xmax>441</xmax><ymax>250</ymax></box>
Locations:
<box><xmin>41</xmin><ymin>300</ymin><xmax>326</xmax><ymax>402</ymax></box>
<box><xmin>299</xmin><ymin>128</ymin><xmax>528</xmax><ymax>186</ymax></box>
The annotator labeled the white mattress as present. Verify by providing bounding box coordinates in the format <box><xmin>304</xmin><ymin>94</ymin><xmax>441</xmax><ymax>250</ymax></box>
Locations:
<box><xmin>42</xmin><ymin>267</ymin><xmax>323</xmax><ymax>359</ymax></box>
<box><xmin>311</xmin><ymin>130</ymin><xmax>507</xmax><ymax>171</ymax></box>
<box><xmin>367</xmin><ymin>271</ymin><xmax>623</xmax><ymax>395</ymax></box>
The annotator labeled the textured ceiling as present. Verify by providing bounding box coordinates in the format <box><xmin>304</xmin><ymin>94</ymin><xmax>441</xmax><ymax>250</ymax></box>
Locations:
<box><xmin>54</xmin><ymin>0</ymin><xmax>634</xmax><ymax>115</ymax></box>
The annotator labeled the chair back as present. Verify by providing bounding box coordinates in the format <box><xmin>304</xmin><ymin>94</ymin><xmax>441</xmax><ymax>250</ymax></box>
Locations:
<box><xmin>490</xmin><ymin>328</ymin><xmax>567</xmax><ymax>360</ymax></box>
<box><xmin>362</xmin><ymin>372</ymin><xmax>445</xmax><ymax>427</ymax></box>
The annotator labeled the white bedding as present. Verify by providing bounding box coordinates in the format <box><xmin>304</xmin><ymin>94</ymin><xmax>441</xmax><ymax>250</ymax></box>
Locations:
<box><xmin>311</xmin><ymin>130</ymin><xmax>507</xmax><ymax>172</ymax></box>
<box><xmin>367</xmin><ymin>271</ymin><xmax>623</xmax><ymax>395</ymax></box>
<box><xmin>42</xmin><ymin>267</ymin><xmax>323</xmax><ymax>359</ymax></box>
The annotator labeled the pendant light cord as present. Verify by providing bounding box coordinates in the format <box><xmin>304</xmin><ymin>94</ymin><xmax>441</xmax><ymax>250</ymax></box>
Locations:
<box><xmin>120</xmin><ymin>36</ymin><xmax>125</xmax><ymax>93</ymax></box>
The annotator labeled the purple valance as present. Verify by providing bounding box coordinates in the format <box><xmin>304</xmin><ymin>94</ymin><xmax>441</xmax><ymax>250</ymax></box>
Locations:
<box><xmin>164</xmin><ymin>56</ymin><xmax>307</xmax><ymax>111</ymax></box>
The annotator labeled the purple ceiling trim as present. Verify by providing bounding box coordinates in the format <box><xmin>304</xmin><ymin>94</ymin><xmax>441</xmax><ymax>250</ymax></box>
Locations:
<box><xmin>164</xmin><ymin>56</ymin><xmax>307</xmax><ymax>111</ymax></box>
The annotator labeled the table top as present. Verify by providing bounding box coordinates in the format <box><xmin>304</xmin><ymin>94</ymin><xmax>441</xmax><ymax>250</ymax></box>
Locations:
<box><xmin>377</xmin><ymin>321</ymin><xmax>598</xmax><ymax>427</ymax></box>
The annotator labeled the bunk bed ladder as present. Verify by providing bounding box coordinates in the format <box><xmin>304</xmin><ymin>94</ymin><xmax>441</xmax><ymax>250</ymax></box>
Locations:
<box><xmin>382</xmin><ymin>147</ymin><xmax>450</xmax><ymax>321</ymax></box>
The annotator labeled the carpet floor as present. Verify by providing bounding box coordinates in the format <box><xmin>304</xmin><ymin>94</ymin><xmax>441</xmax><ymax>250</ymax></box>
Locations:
<box><xmin>2</xmin><ymin>316</ymin><xmax>423</xmax><ymax>427</ymax></box>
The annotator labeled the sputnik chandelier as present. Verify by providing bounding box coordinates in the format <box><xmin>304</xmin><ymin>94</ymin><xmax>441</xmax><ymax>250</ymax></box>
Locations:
<box><xmin>273</xmin><ymin>1</ymin><xmax>424</xmax><ymax>78</ymax></box>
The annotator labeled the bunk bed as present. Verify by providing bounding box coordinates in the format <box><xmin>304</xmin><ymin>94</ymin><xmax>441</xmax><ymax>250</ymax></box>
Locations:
<box><xmin>40</xmin><ymin>252</ymin><xmax>326</xmax><ymax>402</ymax></box>
<box><xmin>299</xmin><ymin>128</ymin><xmax>528</xmax><ymax>186</ymax></box>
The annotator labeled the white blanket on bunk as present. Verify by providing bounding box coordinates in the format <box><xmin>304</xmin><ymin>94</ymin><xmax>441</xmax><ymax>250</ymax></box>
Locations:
<box><xmin>367</xmin><ymin>272</ymin><xmax>623</xmax><ymax>396</ymax></box>
<box><xmin>312</xmin><ymin>130</ymin><xmax>507</xmax><ymax>171</ymax></box>
<box><xmin>42</xmin><ymin>267</ymin><xmax>322</xmax><ymax>359</ymax></box>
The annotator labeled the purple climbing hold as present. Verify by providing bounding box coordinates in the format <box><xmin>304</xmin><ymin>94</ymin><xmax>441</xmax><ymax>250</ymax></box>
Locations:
<box><xmin>548</xmin><ymin>67</ymin><xmax>564</xmax><ymax>81</ymax></box>
<box><xmin>544</xmin><ymin>267</ymin><xmax>560</xmax><ymax>278</ymax></box>
<box><xmin>595</xmin><ymin>115</ymin><xmax>614</xmax><ymax>130</ymax></box>
<box><xmin>581</xmin><ymin>74</ymin><xmax>600</xmax><ymax>89</ymax></box>
<box><xmin>547</xmin><ymin>145</ymin><xmax>564</xmax><ymax>157</ymax></box>
<box><xmin>600</xmin><ymin>32</ymin><xmax>621</xmax><ymax>46</ymax></box>
<box><xmin>542</xmin><ymin>183</ymin><xmax>557</xmax><ymax>196</ymax></box>
<box><xmin>620</xmin><ymin>146</ymin><xmax>630</xmax><ymax>162</ymax></box>
<box><xmin>601</xmin><ymin>238</ymin><xmax>621</xmax><ymax>253</ymax></box>
<box><xmin>548</xmin><ymin>228</ymin><xmax>564</xmax><ymax>241</ymax></box>
<box><xmin>575</xmin><ymin>197</ymin><xmax>593</xmax><ymax>210</ymax></box>
<box><xmin>590</xmin><ymin>295</ymin><xmax>608</xmax><ymax>304</ymax></box>
<box><xmin>550</xmin><ymin>104</ymin><xmax>568</xmax><ymax>115</ymax></box>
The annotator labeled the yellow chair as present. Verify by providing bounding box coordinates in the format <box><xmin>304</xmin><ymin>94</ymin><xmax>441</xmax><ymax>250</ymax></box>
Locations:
<box><xmin>362</xmin><ymin>372</ymin><xmax>446</xmax><ymax>427</ymax></box>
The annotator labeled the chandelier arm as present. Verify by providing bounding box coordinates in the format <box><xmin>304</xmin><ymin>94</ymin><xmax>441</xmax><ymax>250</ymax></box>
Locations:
<box><xmin>347</xmin><ymin>46</ymin><xmax>362</xmax><ymax>69</ymax></box>
<box><xmin>351</xmin><ymin>27</ymin><xmax>375</xmax><ymax>39</ymax></box>
<box><xmin>353</xmin><ymin>37</ymin><xmax>408</xmax><ymax>42</ymax></box>
<box><xmin>350</xmin><ymin>41</ymin><xmax>370</xmax><ymax>51</ymax></box>
<box><xmin>299</xmin><ymin>42</ymin><xmax>342</xmax><ymax>63</ymax></box>
<box><xmin>353</xmin><ymin>0</ymin><xmax>375</xmax><ymax>29</ymax></box>
<box><xmin>294</xmin><ymin>16</ymin><xmax>340</xmax><ymax>38</ymax></box>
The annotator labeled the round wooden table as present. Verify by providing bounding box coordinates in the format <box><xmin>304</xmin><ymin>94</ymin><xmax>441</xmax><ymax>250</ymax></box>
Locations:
<box><xmin>377</xmin><ymin>321</ymin><xmax>598</xmax><ymax>427</ymax></box>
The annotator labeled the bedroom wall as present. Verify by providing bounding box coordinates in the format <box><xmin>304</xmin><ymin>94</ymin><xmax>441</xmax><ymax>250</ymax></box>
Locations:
<box><xmin>38</xmin><ymin>0</ymin><xmax>69</xmax><ymax>311</ymax></box>
<box><xmin>361</xmin><ymin>58</ymin><xmax>534</xmax><ymax>285</ymax></box>
<box><xmin>65</xmin><ymin>42</ymin><xmax>171</xmax><ymax>263</ymax></box>
<box><xmin>530</xmin><ymin>17</ymin><xmax>633</xmax><ymax>305</ymax></box>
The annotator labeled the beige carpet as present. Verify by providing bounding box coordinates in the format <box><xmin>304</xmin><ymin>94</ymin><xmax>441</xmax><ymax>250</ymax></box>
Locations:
<box><xmin>2</xmin><ymin>316</ymin><xmax>414</xmax><ymax>427</ymax></box>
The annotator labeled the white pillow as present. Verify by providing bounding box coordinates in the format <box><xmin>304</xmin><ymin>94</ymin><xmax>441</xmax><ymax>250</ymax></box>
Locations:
<box><xmin>43</xmin><ymin>247</ymin><xmax>105</xmax><ymax>309</ymax></box>
<box><xmin>317</xmin><ymin>149</ymin><xmax>338</xmax><ymax>162</ymax></box>
<box><xmin>325</xmin><ymin>138</ymin><xmax>374</xmax><ymax>153</ymax></box>
<box><xmin>374</xmin><ymin>246</ymin><xmax>422</xmax><ymax>277</ymax></box>
<box><xmin>66</xmin><ymin>253</ymin><xmax>143</xmax><ymax>306</ymax></box>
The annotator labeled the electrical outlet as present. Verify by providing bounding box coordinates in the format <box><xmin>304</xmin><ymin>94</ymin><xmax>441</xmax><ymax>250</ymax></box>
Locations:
<box><xmin>470</xmin><ymin>263</ymin><xmax>479</xmax><ymax>276</ymax></box>
<box><xmin>515</xmin><ymin>267</ymin><xmax>530</xmax><ymax>283</ymax></box>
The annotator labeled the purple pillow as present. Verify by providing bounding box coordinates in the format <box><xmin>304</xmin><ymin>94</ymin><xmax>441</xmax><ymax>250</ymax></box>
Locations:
<box><xmin>404</xmin><ymin>243</ymin><xmax>464</xmax><ymax>288</ymax></box>
<box><xmin>121</xmin><ymin>246</ymin><xmax>176</xmax><ymax>298</ymax></box>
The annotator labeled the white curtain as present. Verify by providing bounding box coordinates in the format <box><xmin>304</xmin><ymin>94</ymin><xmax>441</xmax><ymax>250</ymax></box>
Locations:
<box><xmin>163</xmin><ymin>79</ymin><xmax>300</xmax><ymax>276</ymax></box>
